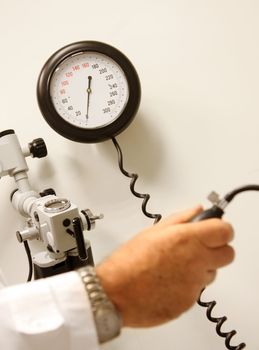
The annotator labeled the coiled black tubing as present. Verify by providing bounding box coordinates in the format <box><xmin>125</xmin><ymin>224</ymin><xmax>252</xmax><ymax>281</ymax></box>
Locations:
<box><xmin>112</xmin><ymin>137</ymin><xmax>161</xmax><ymax>223</ymax></box>
<box><xmin>197</xmin><ymin>290</ymin><xmax>245</xmax><ymax>349</ymax></box>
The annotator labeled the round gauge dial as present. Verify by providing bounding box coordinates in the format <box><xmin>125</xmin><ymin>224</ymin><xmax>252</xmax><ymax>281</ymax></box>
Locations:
<box><xmin>50</xmin><ymin>52</ymin><xmax>129</xmax><ymax>129</ymax></box>
<box><xmin>37</xmin><ymin>41</ymin><xmax>141</xmax><ymax>143</ymax></box>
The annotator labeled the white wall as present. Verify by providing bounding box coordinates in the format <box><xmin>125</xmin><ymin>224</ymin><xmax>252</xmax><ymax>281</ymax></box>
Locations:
<box><xmin>0</xmin><ymin>0</ymin><xmax>258</xmax><ymax>349</ymax></box>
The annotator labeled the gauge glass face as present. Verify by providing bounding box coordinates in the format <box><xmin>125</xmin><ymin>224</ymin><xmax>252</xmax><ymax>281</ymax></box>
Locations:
<box><xmin>49</xmin><ymin>52</ymin><xmax>129</xmax><ymax>129</ymax></box>
<box><xmin>44</xmin><ymin>199</ymin><xmax>71</xmax><ymax>213</ymax></box>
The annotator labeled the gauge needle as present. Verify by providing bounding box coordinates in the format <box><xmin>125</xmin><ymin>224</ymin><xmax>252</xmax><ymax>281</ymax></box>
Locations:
<box><xmin>86</xmin><ymin>76</ymin><xmax>92</xmax><ymax>121</ymax></box>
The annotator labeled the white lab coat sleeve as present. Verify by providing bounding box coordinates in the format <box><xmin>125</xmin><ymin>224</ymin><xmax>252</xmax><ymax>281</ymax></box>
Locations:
<box><xmin>0</xmin><ymin>271</ymin><xmax>100</xmax><ymax>350</ymax></box>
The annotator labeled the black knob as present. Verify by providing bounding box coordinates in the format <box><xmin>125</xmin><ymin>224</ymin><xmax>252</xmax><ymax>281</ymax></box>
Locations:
<box><xmin>29</xmin><ymin>138</ymin><xmax>47</xmax><ymax>158</ymax></box>
<box><xmin>39</xmin><ymin>188</ymin><xmax>56</xmax><ymax>197</ymax></box>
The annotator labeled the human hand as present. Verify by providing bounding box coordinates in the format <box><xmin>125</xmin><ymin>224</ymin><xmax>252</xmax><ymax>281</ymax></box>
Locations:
<box><xmin>96</xmin><ymin>206</ymin><xmax>234</xmax><ymax>328</ymax></box>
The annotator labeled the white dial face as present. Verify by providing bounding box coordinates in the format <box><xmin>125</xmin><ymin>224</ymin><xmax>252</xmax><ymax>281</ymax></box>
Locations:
<box><xmin>50</xmin><ymin>52</ymin><xmax>129</xmax><ymax>129</ymax></box>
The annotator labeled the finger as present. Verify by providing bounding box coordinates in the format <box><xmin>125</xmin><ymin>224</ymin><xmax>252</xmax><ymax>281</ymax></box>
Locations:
<box><xmin>208</xmin><ymin>245</ymin><xmax>235</xmax><ymax>269</ymax></box>
<box><xmin>158</xmin><ymin>206</ymin><xmax>203</xmax><ymax>227</ymax></box>
<box><xmin>192</xmin><ymin>219</ymin><xmax>234</xmax><ymax>248</ymax></box>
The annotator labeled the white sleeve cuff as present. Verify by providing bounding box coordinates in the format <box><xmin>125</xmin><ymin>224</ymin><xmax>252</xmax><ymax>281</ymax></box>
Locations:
<box><xmin>0</xmin><ymin>271</ymin><xmax>100</xmax><ymax>350</ymax></box>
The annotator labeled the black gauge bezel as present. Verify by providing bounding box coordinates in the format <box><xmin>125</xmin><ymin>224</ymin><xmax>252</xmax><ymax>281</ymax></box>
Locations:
<box><xmin>37</xmin><ymin>41</ymin><xmax>141</xmax><ymax>143</ymax></box>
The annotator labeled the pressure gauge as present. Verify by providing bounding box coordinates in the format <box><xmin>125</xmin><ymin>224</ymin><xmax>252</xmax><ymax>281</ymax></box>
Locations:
<box><xmin>37</xmin><ymin>41</ymin><xmax>141</xmax><ymax>143</ymax></box>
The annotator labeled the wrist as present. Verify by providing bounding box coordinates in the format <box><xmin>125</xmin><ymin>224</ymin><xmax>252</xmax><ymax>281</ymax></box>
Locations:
<box><xmin>96</xmin><ymin>262</ymin><xmax>134</xmax><ymax>327</ymax></box>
